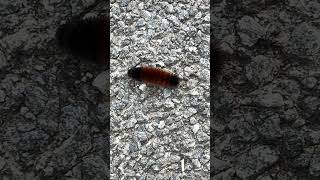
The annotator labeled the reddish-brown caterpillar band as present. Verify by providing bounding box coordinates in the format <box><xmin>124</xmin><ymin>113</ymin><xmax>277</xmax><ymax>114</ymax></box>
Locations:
<box><xmin>128</xmin><ymin>65</ymin><xmax>180</xmax><ymax>88</ymax></box>
<box><xmin>55</xmin><ymin>16</ymin><xmax>109</xmax><ymax>65</ymax></box>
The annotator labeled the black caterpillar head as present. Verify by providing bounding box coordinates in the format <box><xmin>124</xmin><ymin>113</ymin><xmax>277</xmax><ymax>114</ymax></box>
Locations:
<box><xmin>127</xmin><ymin>67</ymin><xmax>141</xmax><ymax>80</ymax></box>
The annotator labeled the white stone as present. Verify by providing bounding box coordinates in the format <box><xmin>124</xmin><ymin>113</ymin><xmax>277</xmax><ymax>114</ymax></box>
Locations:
<box><xmin>165</xmin><ymin>99</ymin><xmax>174</xmax><ymax>108</ymax></box>
<box><xmin>195</xmin><ymin>12</ymin><xmax>202</xmax><ymax>19</ymax></box>
<box><xmin>139</xmin><ymin>84</ymin><xmax>146</xmax><ymax>91</ymax></box>
<box><xmin>192</xmin><ymin>123</ymin><xmax>200</xmax><ymax>134</ymax></box>
<box><xmin>158</xmin><ymin>121</ymin><xmax>165</xmax><ymax>129</ymax></box>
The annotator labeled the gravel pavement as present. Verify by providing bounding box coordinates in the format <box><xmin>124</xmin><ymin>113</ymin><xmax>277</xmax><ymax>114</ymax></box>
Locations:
<box><xmin>110</xmin><ymin>0</ymin><xmax>210</xmax><ymax>179</ymax></box>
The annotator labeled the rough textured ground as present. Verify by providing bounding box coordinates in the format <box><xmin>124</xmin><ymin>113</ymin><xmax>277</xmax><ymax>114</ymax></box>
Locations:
<box><xmin>211</xmin><ymin>0</ymin><xmax>320</xmax><ymax>179</ymax></box>
<box><xmin>110</xmin><ymin>0</ymin><xmax>210</xmax><ymax>179</ymax></box>
<box><xmin>0</xmin><ymin>0</ymin><xmax>109</xmax><ymax>180</ymax></box>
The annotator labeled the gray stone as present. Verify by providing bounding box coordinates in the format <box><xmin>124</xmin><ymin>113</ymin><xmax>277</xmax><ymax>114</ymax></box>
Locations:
<box><xmin>256</xmin><ymin>92</ymin><xmax>284</xmax><ymax>107</ymax></box>
<box><xmin>25</xmin><ymin>86</ymin><xmax>48</xmax><ymax>115</ymax></box>
<box><xmin>0</xmin><ymin>90</ymin><xmax>5</xmax><ymax>102</ymax></box>
<box><xmin>120</xmin><ymin>0</ymin><xmax>130</xmax><ymax>7</ymax></box>
<box><xmin>92</xmin><ymin>71</ymin><xmax>109</xmax><ymax>95</ymax></box>
<box><xmin>238</xmin><ymin>16</ymin><xmax>266</xmax><ymax>46</ymax></box>
<box><xmin>136</xmin><ymin>18</ymin><xmax>146</xmax><ymax>27</ymax></box>
<box><xmin>308</xmin><ymin>131</ymin><xmax>320</xmax><ymax>144</ymax></box>
<box><xmin>236</xmin><ymin>146</ymin><xmax>279</xmax><ymax>179</ymax></box>
<box><xmin>0</xmin><ymin>50</ymin><xmax>7</xmax><ymax>69</ymax></box>
<box><xmin>137</xmin><ymin>131</ymin><xmax>148</xmax><ymax>142</ymax></box>
<box><xmin>302</xmin><ymin>77</ymin><xmax>318</xmax><ymax>89</ymax></box>
<box><xmin>245</xmin><ymin>55</ymin><xmax>280</xmax><ymax>86</ymax></box>
<box><xmin>310</xmin><ymin>154</ymin><xmax>320</xmax><ymax>176</ymax></box>
<box><xmin>258</xmin><ymin>115</ymin><xmax>282</xmax><ymax>139</ymax></box>
<box><xmin>286</xmin><ymin>22</ymin><xmax>320</xmax><ymax>59</ymax></box>
<box><xmin>0</xmin><ymin>157</ymin><xmax>5</xmax><ymax>170</ymax></box>
<box><xmin>211</xmin><ymin>157</ymin><xmax>230</xmax><ymax>173</ymax></box>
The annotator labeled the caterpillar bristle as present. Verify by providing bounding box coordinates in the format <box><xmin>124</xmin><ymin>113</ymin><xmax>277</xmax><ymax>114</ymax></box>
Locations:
<box><xmin>128</xmin><ymin>65</ymin><xmax>180</xmax><ymax>88</ymax></box>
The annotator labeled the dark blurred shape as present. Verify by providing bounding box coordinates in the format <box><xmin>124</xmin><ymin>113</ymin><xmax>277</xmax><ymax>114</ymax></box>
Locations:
<box><xmin>56</xmin><ymin>16</ymin><xmax>109</xmax><ymax>66</ymax></box>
